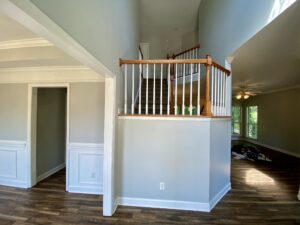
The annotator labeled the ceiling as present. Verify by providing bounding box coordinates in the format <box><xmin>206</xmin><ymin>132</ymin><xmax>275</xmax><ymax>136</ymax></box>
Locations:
<box><xmin>0</xmin><ymin>13</ymin><xmax>81</xmax><ymax>69</ymax></box>
<box><xmin>140</xmin><ymin>0</ymin><xmax>201</xmax><ymax>53</ymax></box>
<box><xmin>231</xmin><ymin>1</ymin><xmax>300</xmax><ymax>95</ymax></box>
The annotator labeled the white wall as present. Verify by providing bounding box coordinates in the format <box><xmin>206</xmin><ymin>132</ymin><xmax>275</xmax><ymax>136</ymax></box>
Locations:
<box><xmin>198</xmin><ymin>0</ymin><xmax>275</xmax><ymax>65</ymax></box>
<box><xmin>116</xmin><ymin>117</ymin><xmax>231</xmax><ymax>211</ymax></box>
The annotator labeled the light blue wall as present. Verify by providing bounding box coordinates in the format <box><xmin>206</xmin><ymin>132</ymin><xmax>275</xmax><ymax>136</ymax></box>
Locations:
<box><xmin>198</xmin><ymin>0</ymin><xmax>274</xmax><ymax>65</ymax></box>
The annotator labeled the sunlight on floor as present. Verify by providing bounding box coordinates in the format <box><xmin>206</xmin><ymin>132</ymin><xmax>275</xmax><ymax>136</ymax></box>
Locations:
<box><xmin>246</xmin><ymin>169</ymin><xmax>275</xmax><ymax>185</ymax></box>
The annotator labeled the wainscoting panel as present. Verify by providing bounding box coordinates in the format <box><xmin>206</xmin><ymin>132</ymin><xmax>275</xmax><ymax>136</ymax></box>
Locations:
<box><xmin>0</xmin><ymin>140</ymin><xmax>28</xmax><ymax>188</ymax></box>
<box><xmin>68</xmin><ymin>143</ymin><xmax>103</xmax><ymax>194</ymax></box>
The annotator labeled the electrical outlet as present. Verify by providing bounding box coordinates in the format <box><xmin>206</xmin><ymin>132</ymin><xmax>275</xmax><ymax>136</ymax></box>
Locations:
<box><xmin>159</xmin><ymin>182</ymin><xmax>165</xmax><ymax>190</ymax></box>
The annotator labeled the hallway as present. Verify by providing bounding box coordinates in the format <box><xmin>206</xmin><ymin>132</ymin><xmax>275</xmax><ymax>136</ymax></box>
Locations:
<box><xmin>0</xmin><ymin>148</ymin><xmax>299</xmax><ymax>225</ymax></box>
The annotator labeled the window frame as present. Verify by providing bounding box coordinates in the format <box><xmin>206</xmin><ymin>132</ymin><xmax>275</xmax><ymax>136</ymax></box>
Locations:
<box><xmin>246</xmin><ymin>105</ymin><xmax>258</xmax><ymax>140</ymax></box>
<box><xmin>231</xmin><ymin>106</ymin><xmax>242</xmax><ymax>136</ymax></box>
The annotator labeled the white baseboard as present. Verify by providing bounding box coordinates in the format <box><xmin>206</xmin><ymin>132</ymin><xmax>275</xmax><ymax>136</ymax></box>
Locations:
<box><xmin>116</xmin><ymin>197</ymin><xmax>210</xmax><ymax>212</ymax></box>
<box><xmin>244</xmin><ymin>139</ymin><xmax>300</xmax><ymax>158</ymax></box>
<box><xmin>37</xmin><ymin>163</ymin><xmax>66</xmax><ymax>183</ymax></box>
<box><xmin>209</xmin><ymin>183</ymin><xmax>231</xmax><ymax>210</ymax></box>
<box><xmin>0</xmin><ymin>178</ymin><xmax>28</xmax><ymax>188</ymax></box>
<box><xmin>68</xmin><ymin>185</ymin><xmax>103</xmax><ymax>195</ymax></box>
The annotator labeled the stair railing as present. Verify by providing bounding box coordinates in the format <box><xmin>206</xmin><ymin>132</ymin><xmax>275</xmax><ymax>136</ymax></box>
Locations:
<box><xmin>119</xmin><ymin>55</ymin><xmax>231</xmax><ymax>117</ymax></box>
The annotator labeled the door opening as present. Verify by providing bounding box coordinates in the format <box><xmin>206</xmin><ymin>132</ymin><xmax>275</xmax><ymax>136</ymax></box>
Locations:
<box><xmin>28</xmin><ymin>84</ymin><xmax>69</xmax><ymax>190</ymax></box>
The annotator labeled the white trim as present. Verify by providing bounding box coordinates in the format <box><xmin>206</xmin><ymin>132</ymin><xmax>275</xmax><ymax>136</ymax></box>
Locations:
<box><xmin>0</xmin><ymin>37</ymin><xmax>53</xmax><ymax>49</ymax></box>
<box><xmin>244</xmin><ymin>138</ymin><xmax>300</xmax><ymax>158</ymax></box>
<box><xmin>116</xmin><ymin>197</ymin><xmax>210</xmax><ymax>212</ymax></box>
<box><xmin>68</xmin><ymin>185</ymin><xmax>103</xmax><ymax>195</ymax></box>
<box><xmin>0</xmin><ymin>66</ymin><xmax>104</xmax><ymax>84</ymax></box>
<box><xmin>118</xmin><ymin>116</ymin><xmax>231</xmax><ymax>122</ymax></box>
<box><xmin>0</xmin><ymin>0</ymin><xmax>114</xmax><ymax>78</ymax></box>
<box><xmin>0</xmin><ymin>140</ymin><xmax>27</xmax><ymax>148</ymax></box>
<box><xmin>69</xmin><ymin>143</ymin><xmax>104</xmax><ymax>152</ymax></box>
<box><xmin>298</xmin><ymin>188</ymin><xmax>300</xmax><ymax>201</ymax></box>
<box><xmin>209</xmin><ymin>183</ymin><xmax>231</xmax><ymax>210</ymax></box>
<box><xmin>0</xmin><ymin>179</ymin><xmax>28</xmax><ymax>188</ymax></box>
<box><xmin>27</xmin><ymin>83</ymin><xmax>70</xmax><ymax>189</ymax></box>
<box><xmin>36</xmin><ymin>163</ymin><xmax>65</xmax><ymax>183</ymax></box>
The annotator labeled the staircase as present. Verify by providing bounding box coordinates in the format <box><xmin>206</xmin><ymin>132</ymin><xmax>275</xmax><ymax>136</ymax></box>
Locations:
<box><xmin>135</xmin><ymin>78</ymin><xmax>168</xmax><ymax>114</ymax></box>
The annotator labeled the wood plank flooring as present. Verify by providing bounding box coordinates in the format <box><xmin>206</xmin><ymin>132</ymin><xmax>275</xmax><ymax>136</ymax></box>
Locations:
<box><xmin>0</xmin><ymin>146</ymin><xmax>299</xmax><ymax>225</ymax></box>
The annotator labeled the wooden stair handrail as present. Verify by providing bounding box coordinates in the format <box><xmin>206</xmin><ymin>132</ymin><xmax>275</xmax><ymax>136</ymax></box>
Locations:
<box><xmin>119</xmin><ymin>58</ymin><xmax>209</xmax><ymax>66</ymax></box>
<box><xmin>212</xmin><ymin>61</ymin><xmax>231</xmax><ymax>75</ymax></box>
<box><xmin>173</xmin><ymin>44</ymin><xmax>200</xmax><ymax>58</ymax></box>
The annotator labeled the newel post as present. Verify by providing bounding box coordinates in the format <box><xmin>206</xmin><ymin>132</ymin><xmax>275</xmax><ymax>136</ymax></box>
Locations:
<box><xmin>205</xmin><ymin>55</ymin><xmax>212</xmax><ymax>116</ymax></box>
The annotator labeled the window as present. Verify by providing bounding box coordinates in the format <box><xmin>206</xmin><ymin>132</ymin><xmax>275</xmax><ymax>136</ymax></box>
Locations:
<box><xmin>246</xmin><ymin>106</ymin><xmax>258</xmax><ymax>139</ymax></box>
<box><xmin>232</xmin><ymin>106</ymin><xmax>241</xmax><ymax>135</ymax></box>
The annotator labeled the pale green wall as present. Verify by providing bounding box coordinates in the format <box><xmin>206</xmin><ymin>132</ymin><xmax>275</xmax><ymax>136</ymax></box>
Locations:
<box><xmin>198</xmin><ymin>0</ymin><xmax>274</xmax><ymax>65</ymax></box>
<box><xmin>243</xmin><ymin>88</ymin><xmax>300</xmax><ymax>156</ymax></box>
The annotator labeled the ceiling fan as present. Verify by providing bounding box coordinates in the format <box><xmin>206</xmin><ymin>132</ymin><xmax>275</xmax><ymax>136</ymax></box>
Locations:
<box><xmin>235</xmin><ymin>91</ymin><xmax>261</xmax><ymax>100</ymax></box>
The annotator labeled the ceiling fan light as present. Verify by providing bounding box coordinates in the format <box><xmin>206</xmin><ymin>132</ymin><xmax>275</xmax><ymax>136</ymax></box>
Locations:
<box><xmin>244</xmin><ymin>94</ymin><xmax>250</xmax><ymax>99</ymax></box>
<box><xmin>236</xmin><ymin>94</ymin><xmax>242</xmax><ymax>99</ymax></box>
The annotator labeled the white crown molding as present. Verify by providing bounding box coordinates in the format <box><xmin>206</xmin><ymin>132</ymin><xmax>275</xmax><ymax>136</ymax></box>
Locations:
<box><xmin>0</xmin><ymin>66</ymin><xmax>105</xmax><ymax>83</ymax></box>
<box><xmin>0</xmin><ymin>66</ymin><xmax>90</xmax><ymax>73</ymax></box>
<box><xmin>0</xmin><ymin>38</ymin><xmax>53</xmax><ymax>50</ymax></box>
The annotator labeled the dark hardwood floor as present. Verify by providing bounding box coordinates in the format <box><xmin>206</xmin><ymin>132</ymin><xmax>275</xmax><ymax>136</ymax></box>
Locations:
<box><xmin>0</xmin><ymin>146</ymin><xmax>299</xmax><ymax>225</ymax></box>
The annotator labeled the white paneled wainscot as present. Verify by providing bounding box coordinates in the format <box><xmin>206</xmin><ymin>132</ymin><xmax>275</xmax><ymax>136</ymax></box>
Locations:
<box><xmin>68</xmin><ymin>143</ymin><xmax>104</xmax><ymax>194</ymax></box>
<box><xmin>0</xmin><ymin>140</ymin><xmax>28</xmax><ymax>188</ymax></box>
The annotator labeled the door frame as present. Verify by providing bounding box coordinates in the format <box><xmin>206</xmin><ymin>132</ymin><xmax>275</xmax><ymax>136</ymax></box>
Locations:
<box><xmin>27</xmin><ymin>83</ymin><xmax>70</xmax><ymax>188</ymax></box>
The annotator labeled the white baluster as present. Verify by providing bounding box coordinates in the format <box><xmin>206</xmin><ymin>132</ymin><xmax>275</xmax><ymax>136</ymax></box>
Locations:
<box><xmin>160</xmin><ymin>64</ymin><xmax>163</xmax><ymax>115</ymax></box>
<box><xmin>182</xmin><ymin>63</ymin><xmax>186</xmax><ymax>115</ymax></box>
<box><xmin>175</xmin><ymin>63</ymin><xmax>178</xmax><ymax>115</ymax></box>
<box><xmin>217</xmin><ymin>69</ymin><xmax>220</xmax><ymax>116</ymax></box>
<box><xmin>197</xmin><ymin>63</ymin><xmax>201</xmax><ymax>115</ymax></box>
<box><xmin>146</xmin><ymin>64</ymin><xmax>149</xmax><ymax>115</ymax></box>
<box><xmin>131</xmin><ymin>64</ymin><xmax>135</xmax><ymax>114</ymax></box>
<box><xmin>190</xmin><ymin>63</ymin><xmax>193</xmax><ymax>115</ymax></box>
<box><xmin>222</xmin><ymin>72</ymin><xmax>226</xmax><ymax>116</ymax></box>
<box><xmin>139</xmin><ymin>63</ymin><xmax>142</xmax><ymax>114</ymax></box>
<box><xmin>211</xmin><ymin>66</ymin><xmax>214</xmax><ymax>115</ymax></box>
<box><xmin>153</xmin><ymin>64</ymin><xmax>156</xmax><ymax>115</ymax></box>
<box><xmin>124</xmin><ymin>64</ymin><xmax>127</xmax><ymax>114</ymax></box>
<box><xmin>167</xmin><ymin>63</ymin><xmax>171</xmax><ymax>115</ymax></box>
<box><xmin>214</xmin><ymin>67</ymin><xmax>217</xmax><ymax>116</ymax></box>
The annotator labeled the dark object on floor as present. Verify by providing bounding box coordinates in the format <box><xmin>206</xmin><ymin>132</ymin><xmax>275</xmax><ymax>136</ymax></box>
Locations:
<box><xmin>232</xmin><ymin>144</ymin><xmax>272</xmax><ymax>162</ymax></box>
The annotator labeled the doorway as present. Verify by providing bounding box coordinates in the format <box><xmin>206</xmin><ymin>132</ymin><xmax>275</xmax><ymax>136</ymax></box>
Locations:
<box><xmin>28</xmin><ymin>84</ymin><xmax>70</xmax><ymax>189</ymax></box>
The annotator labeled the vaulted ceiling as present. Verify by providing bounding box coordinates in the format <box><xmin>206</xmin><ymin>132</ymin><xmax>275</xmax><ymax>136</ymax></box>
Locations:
<box><xmin>231</xmin><ymin>1</ymin><xmax>300</xmax><ymax>94</ymax></box>
<box><xmin>140</xmin><ymin>0</ymin><xmax>201</xmax><ymax>55</ymax></box>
